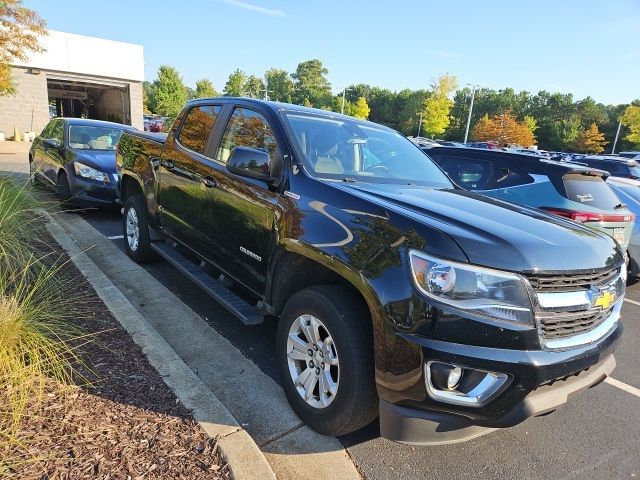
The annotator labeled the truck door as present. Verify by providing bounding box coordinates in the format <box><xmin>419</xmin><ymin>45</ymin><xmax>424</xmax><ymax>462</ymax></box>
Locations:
<box><xmin>197</xmin><ymin>106</ymin><xmax>281</xmax><ymax>295</ymax></box>
<box><xmin>157</xmin><ymin>104</ymin><xmax>222</xmax><ymax>250</ymax></box>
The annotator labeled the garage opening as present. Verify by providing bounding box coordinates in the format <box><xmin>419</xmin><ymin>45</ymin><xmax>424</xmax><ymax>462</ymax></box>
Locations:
<box><xmin>47</xmin><ymin>77</ymin><xmax>131</xmax><ymax>126</ymax></box>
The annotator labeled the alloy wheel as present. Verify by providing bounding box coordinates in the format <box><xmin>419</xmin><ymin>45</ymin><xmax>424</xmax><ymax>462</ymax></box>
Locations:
<box><xmin>125</xmin><ymin>207</ymin><xmax>140</xmax><ymax>252</ymax></box>
<box><xmin>286</xmin><ymin>314</ymin><xmax>339</xmax><ymax>408</ymax></box>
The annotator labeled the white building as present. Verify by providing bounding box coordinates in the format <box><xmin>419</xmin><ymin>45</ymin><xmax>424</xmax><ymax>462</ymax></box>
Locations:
<box><xmin>0</xmin><ymin>30</ymin><xmax>144</xmax><ymax>137</ymax></box>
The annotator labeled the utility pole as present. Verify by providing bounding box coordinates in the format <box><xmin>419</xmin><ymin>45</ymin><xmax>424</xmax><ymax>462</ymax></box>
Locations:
<box><xmin>611</xmin><ymin>120</ymin><xmax>622</xmax><ymax>154</ymax></box>
<box><xmin>417</xmin><ymin>112</ymin><xmax>423</xmax><ymax>139</ymax></box>
<box><xmin>262</xmin><ymin>86</ymin><xmax>273</xmax><ymax>101</ymax></box>
<box><xmin>463</xmin><ymin>84</ymin><xmax>479</xmax><ymax>144</ymax></box>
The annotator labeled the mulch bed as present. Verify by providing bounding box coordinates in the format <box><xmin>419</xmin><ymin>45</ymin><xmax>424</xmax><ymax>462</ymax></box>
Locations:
<box><xmin>3</xmin><ymin>222</ymin><xmax>231</xmax><ymax>479</ymax></box>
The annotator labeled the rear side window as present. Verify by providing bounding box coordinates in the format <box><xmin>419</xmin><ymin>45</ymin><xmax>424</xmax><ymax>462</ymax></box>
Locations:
<box><xmin>431</xmin><ymin>155</ymin><xmax>493</xmax><ymax>190</ymax></box>
<box><xmin>216</xmin><ymin>108</ymin><xmax>277</xmax><ymax>164</ymax></box>
<box><xmin>177</xmin><ymin>105</ymin><xmax>221</xmax><ymax>155</ymax></box>
<box><xmin>494</xmin><ymin>162</ymin><xmax>534</xmax><ymax>188</ymax></box>
<box><xmin>563</xmin><ymin>174</ymin><xmax>621</xmax><ymax>209</ymax></box>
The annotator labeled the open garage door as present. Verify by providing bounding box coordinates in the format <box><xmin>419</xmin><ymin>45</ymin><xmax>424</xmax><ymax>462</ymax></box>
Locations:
<box><xmin>47</xmin><ymin>76</ymin><xmax>132</xmax><ymax>126</ymax></box>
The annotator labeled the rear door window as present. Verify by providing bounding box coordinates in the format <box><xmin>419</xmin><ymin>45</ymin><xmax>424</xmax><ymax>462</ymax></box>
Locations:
<box><xmin>177</xmin><ymin>105</ymin><xmax>222</xmax><ymax>155</ymax></box>
<box><xmin>563</xmin><ymin>174</ymin><xmax>621</xmax><ymax>209</ymax></box>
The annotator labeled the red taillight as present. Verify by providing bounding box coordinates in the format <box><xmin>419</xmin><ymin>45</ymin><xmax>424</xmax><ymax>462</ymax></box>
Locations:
<box><xmin>541</xmin><ymin>207</ymin><xmax>634</xmax><ymax>223</ymax></box>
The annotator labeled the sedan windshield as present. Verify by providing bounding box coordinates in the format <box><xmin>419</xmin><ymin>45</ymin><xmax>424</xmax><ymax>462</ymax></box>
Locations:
<box><xmin>68</xmin><ymin>125</ymin><xmax>125</xmax><ymax>150</ymax></box>
<box><xmin>283</xmin><ymin>112</ymin><xmax>452</xmax><ymax>188</ymax></box>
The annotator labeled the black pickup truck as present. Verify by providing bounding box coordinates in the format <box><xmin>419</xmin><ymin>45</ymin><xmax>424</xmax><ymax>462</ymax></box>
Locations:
<box><xmin>116</xmin><ymin>98</ymin><xmax>624</xmax><ymax>445</ymax></box>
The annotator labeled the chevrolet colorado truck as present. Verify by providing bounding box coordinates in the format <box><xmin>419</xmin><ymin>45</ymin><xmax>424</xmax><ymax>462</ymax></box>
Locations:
<box><xmin>116</xmin><ymin>98</ymin><xmax>624</xmax><ymax>445</ymax></box>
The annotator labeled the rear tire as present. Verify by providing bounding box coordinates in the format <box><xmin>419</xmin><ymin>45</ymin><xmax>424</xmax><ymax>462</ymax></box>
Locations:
<box><xmin>276</xmin><ymin>285</ymin><xmax>378</xmax><ymax>436</ymax></box>
<box><xmin>123</xmin><ymin>194</ymin><xmax>158</xmax><ymax>263</ymax></box>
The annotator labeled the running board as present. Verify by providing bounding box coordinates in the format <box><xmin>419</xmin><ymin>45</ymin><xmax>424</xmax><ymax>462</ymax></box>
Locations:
<box><xmin>150</xmin><ymin>242</ymin><xmax>264</xmax><ymax>325</ymax></box>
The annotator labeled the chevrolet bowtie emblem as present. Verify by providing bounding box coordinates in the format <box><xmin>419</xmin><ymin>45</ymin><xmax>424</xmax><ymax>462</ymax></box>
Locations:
<box><xmin>594</xmin><ymin>290</ymin><xmax>614</xmax><ymax>309</ymax></box>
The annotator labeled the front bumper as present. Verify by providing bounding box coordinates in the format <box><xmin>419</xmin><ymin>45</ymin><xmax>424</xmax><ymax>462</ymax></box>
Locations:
<box><xmin>67</xmin><ymin>173</ymin><xmax>118</xmax><ymax>207</ymax></box>
<box><xmin>380</xmin><ymin>352</ymin><xmax>617</xmax><ymax>445</ymax></box>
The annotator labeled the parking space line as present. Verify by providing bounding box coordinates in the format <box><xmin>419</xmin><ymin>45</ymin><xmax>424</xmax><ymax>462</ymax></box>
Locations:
<box><xmin>107</xmin><ymin>235</ymin><xmax>124</xmax><ymax>240</ymax></box>
<box><xmin>624</xmin><ymin>298</ymin><xmax>640</xmax><ymax>306</ymax></box>
<box><xmin>605</xmin><ymin>377</ymin><xmax>640</xmax><ymax>398</ymax></box>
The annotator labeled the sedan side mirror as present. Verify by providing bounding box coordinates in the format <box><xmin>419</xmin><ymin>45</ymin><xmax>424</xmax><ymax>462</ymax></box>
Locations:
<box><xmin>227</xmin><ymin>146</ymin><xmax>278</xmax><ymax>184</ymax></box>
<box><xmin>43</xmin><ymin>138</ymin><xmax>61</xmax><ymax>149</ymax></box>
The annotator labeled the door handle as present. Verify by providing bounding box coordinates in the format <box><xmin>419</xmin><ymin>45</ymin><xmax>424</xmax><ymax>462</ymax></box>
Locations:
<box><xmin>202</xmin><ymin>177</ymin><xmax>217</xmax><ymax>188</ymax></box>
<box><xmin>162</xmin><ymin>160</ymin><xmax>175</xmax><ymax>170</ymax></box>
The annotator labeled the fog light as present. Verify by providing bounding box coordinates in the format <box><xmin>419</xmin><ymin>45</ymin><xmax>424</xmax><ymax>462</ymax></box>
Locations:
<box><xmin>447</xmin><ymin>366</ymin><xmax>463</xmax><ymax>389</ymax></box>
<box><xmin>425</xmin><ymin>362</ymin><xmax>510</xmax><ymax>407</ymax></box>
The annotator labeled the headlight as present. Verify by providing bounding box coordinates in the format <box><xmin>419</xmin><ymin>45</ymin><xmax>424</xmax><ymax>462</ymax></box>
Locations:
<box><xmin>74</xmin><ymin>162</ymin><xmax>110</xmax><ymax>183</ymax></box>
<box><xmin>409</xmin><ymin>250</ymin><xmax>533</xmax><ymax>326</ymax></box>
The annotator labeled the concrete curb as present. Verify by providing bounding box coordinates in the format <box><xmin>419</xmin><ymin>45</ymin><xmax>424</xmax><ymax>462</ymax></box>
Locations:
<box><xmin>41</xmin><ymin>209</ymin><xmax>276</xmax><ymax>480</ymax></box>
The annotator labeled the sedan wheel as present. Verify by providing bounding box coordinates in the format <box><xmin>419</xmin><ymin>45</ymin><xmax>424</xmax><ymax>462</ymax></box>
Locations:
<box><xmin>286</xmin><ymin>314</ymin><xmax>340</xmax><ymax>409</ymax></box>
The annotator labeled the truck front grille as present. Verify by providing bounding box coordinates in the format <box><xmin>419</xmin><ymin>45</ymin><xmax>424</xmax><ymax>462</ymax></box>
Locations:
<box><xmin>538</xmin><ymin>307</ymin><xmax>613</xmax><ymax>339</ymax></box>
<box><xmin>526</xmin><ymin>266</ymin><xmax>624</xmax><ymax>348</ymax></box>
<box><xmin>526</xmin><ymin>267</ymin><xmax>618</xmax><ymax>292</ymax></box>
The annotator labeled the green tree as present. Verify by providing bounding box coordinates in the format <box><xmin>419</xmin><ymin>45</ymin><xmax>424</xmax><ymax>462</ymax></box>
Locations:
<box><xmin>421</xmin><ymin>74</ymin><xmax>458</xmax><ymax>137</ymax></box>
<box><xmin>149</xmin><ymin>65</ymin><xmax>187</xmax><ymax>117</ymax></box>
<box><xmin>620</xmin><ymin>105</ymin><xmax>640</xmax><ymax>148</ymax></box>
<box><xmin>244</xmin><ymin>75</ymin><xmax>265</xmax><ymax>98</ymax></box>
<box><xmin>195</xmin><ymin>78</ymin><xmax>217</xmax><ymax>98</ymax></box>
<box><xmin>224</xmin><ymin>69</ymin><xmax>247</xmax><ymax>96</ymax></box>
<box><xmin>264</xmin><ymin>68</ymin><xmax>294</xmax><ymax>102</ymax></box>
<box><xmin>0</xmin><ymin>0</ymin><xmax>47</xmax><ymax>95</ymax></box>
<box><xmin>291</xmin><ymin>59</ymin><xmax>332</xmax><ymax>108</ymax></box>
<box><xmin>142</xmin><ymin>80</ymin><xmax>152</xmax><ymax>114</ymax></box>
<box><xmin>352</xmin><ymin>97</ymin><xmax>370</xmax><ymax>119</ymax></box>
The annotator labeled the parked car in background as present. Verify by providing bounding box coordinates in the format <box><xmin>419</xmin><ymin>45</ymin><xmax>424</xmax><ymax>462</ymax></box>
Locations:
<box><xmin>608</xmin><ymin>176</ymin><xmax>640</xmax><ymax>276</ymax></box>
<box><xmin>408</xmin><ymin>136</ymin><xmax>440</xmax><ymax>147</ymax></box>
<box><xmin>617</xmin><ymin>151</ymin><xmax>640</xmax><ymax>160</ymax></box>
<box><xmin>116</xmin><ymin>98</ymin><xmax>624</xmax><ymax>445</ymax></box>
<box><xmin>435</xmin><ymin>139</ymin><xmax>464</xmax><ymax>147</ymax></box>
<box><xmin>29</xmin><ymin>118</ymin><xmax>131</xmax><ymax>206</ymax></box>
<box><xmin>578</xmin><ymin>155</ymin><xmax>640</xmax><ymax>180</ymax></box>
<box><xmin>466</xmin><ymin>141</ymin><xmax>501</xmax><ymax>150</ymax></box>
<box><xmin>424</xmin><ymin>147</ymin><xmax>634</xmax><ymax>249</ymax></box>
<box><xmin>515</xmin><ymin>148</ymin><xmax>550</xmax><ymax>158</ymax></box>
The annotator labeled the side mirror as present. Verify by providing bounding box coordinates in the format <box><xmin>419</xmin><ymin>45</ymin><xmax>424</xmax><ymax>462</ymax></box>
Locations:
<box><xmin>226</xmin><ymin>146</ymin><xmax>274</xmax><ymax>183</ymax></box>
<box><xmin>43</xmin><ymin>138</ymin><xmax>61</xmax><ymax>149</ymax></box>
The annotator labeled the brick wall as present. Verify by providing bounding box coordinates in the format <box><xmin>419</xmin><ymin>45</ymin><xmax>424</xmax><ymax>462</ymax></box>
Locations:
<box><xmin>128</xmin><ymin>81</ymin><xmax>144</xmax><ymax>130</ymax></box>
<box><xmin>0</xmin><ymin>67</ymin><xmax>50</xmax><ymax>137</ymax></box>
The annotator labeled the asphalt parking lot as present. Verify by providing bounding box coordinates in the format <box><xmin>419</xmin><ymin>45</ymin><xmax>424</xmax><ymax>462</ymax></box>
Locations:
<box><xmin>68</xmin><ymin>205</ymin><xmax>640</xmax><ymax>480</ymax></box>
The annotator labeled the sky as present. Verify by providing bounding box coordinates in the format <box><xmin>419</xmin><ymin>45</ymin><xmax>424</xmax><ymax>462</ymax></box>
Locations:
<box><xmin>24</xmin><ymin>0</ymin><xmax>640</xmax><ymax>105</ymax></box>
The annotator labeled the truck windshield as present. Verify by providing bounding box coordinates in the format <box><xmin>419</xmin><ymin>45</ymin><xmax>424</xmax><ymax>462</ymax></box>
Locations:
<box><xmin>283</xmin><ymin>112</ymin><xmax>452</xmax><ymax>188</ymax></box>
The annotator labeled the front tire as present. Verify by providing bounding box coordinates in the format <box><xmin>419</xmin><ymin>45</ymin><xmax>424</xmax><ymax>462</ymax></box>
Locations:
<box><xmin>276</xmin><ymin>285</ymin><xmax>378</xmax><ymax>436</ymax></box>
<box><xmin>123</xmin><ymin>194</ymin><xmax>157</xmax><ymax>263</ymax></box>
<box><xmin>56</xmin><ymin>170</ymin><xmax>72</xmax><ymax>203</ymax></box>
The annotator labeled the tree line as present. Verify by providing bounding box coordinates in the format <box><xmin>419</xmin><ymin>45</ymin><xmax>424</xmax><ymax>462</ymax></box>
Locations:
<box><xmin>144</xmin><ymin>60</ymin><xmax>640</xmax><ymax>154</ymax></box>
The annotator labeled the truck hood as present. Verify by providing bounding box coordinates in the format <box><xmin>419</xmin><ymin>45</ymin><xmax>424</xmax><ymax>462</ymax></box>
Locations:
<box><xmin>332</xmin><ymin>182</ymin><xmax>622</xmax><ymax>273</ymax></box>
<box><xmin>71</xmin><ymin>150</ymin><xmax>117</xmax><ymax>173</ymax></box>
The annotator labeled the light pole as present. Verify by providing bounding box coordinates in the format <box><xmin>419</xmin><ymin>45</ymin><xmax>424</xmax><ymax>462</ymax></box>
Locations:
<box><xmin>341</xmin><ymin>87</ymin><xmax>352</xmax><ymax>114</ymax></box>
<box><xmin>611</xmin><ymin>120</ymin><xmax>622</xmax><ymax>154</ymax></box>
<box><xmin>463</xmin><ymin>84</ymin><xmax>480</xmax><ymax>144</ymax></box>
